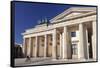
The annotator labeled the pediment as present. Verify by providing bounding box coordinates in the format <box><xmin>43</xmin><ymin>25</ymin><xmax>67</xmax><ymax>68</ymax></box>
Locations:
<box><xmin>56</xmin><ymin>12</ymin><xmax>84</xmax><ymax>20</ymax></box>
<box><xmin>50</xmin><ymin>7</ymin><xmax>96</xmax><ymax>23</ymax></box>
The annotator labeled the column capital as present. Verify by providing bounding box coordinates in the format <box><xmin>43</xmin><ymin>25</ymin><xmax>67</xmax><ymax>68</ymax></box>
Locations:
<box><xmin>64</xmin><ymin>26</ymin><xmax>67</xmax><ymax>29</ymax></box>
<box><xmin>79</xmin><ymin>23</ymin><xmax>83</xmax><ymax>26</ymax></box>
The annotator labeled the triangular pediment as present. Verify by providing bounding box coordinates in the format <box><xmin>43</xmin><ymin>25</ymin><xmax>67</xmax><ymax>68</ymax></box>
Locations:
<box><xmin>50</xmin><ymin>7</ymin><xmax>96</xmax><ymax>23</ymax></box>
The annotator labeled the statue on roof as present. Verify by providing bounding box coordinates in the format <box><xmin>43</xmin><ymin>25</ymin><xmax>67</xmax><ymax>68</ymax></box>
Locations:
<box><xmin>37</xmin><ymin>17</ymin><xmax>50</xmax><ymax>26</ymax></box>
<box><xmin>38</xmin><ymin>20</ymin><xmax>41</xmax><ymax>24</ymax></box>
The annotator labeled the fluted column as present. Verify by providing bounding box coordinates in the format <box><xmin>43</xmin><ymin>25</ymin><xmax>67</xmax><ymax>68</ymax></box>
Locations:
<box><xmin>52</xmin><ymin>29</ymin><xmax>57</xmax><ymax>59</ymax></box>
<box><xmin>60</xmin><ymin>33</ymin><xmax>62</xmax><ymax>59</ymax></box>
<box><xmin>63</xmin><ymin>26</ymin><xmax>72</xmax><ymax>59</ymax></box>
<box><xmin>78</xmin><ymin>23</ymin><xmax>84</xmax><ymax>59</ymax></box>
<box><xmin>24</xmin><ymin>38</ymin><xmax>28</xmax><ymax>57</ymax></box>
<box><xmin>22</xmin><ymin>38</ymin><xmax>25</xmax><ymax>56</ymax></box>
<box><xmin>34</xmin><ymin>36</ymin><xmax>38</xmax><ymax>57</ymax></box>
<box><xmin>63</xmin><ymin>26</ymin><xmax>67</xmax><ymax>59</ymax></box>
<box><xmin>67</xmin><ymin>31</ymin><xmax>72</xmax><ymax>59</ymax></box>
<box><xmin>92</xmin><ymin>21</ymin><xmax>97</xmax><ymax>60</ymax></box>
<box><xmin>86</xmin><ymin>28</ymin><xmax>89</xmax><ymax>59</ymax></box>
<box><xmin>78</xmin><ymin>23</ymin><xmax>88</xmax><ymax>59</ymax></box>
<box><xmin>27</xmin><ymin>38</ymin><xmax>31</xmax><ymax>57</ymax></box>
<box><xmin>44</xmin><ymin>34</ymin><xmax>47</xmax><ymax>57</ymax></box>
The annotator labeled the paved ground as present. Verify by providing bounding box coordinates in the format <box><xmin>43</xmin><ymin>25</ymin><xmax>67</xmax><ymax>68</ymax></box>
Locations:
<box><xmin>15</xmin><ymin>58</ymin><xmax>96</xmax><ymax>66</ymax></box>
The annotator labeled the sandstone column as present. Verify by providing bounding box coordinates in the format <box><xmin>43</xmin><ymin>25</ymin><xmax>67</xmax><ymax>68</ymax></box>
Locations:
<box><xmin>52</xmin><ymin>29</ymin><xmax>57</xmax><ymax>59</ymax></box>
<box><xmin>67</xmin><ymin>31</ymin><xmax>72</xmax><ymax>59</ymax></box>
<box><xmin>86</xmin><ymin>28</ymin><xmax>89</xmax><ymax>59</ymax></box>
<box><xmin>44</xmin><ymin>34</ymin><xmax>47</xmax><ymax>57</ymax></box>
<box><xmin>27</xmin><ymin>38</ymin><xmax>31</xmax><ymax>57</ymax></box>
<box><xmin>24</xmin><ymin>38</ymin><xmax>28</xmax><ymax>57</ymax></box>
<box><xmin>35</xmin><ymin>36</ymin><xmax>38</xmax><ymax>58</ymax></box>
<box><xmin>92</xmin><ymin>21</ymin><xmax>97</xmax><ymax>60</ymax></box>
<box><xmin>63</xmin><ymin>26</ymin><xmax>72</xmax><ymax>59</ymax></box>
<box><xmin>78</xmin><ymin>23</ymin><xmax>88</xmax><ymax>59</ymax></box>
<box><xmin>22</xmin><ymin>38</ymin><xmax>25</xmax><ymax>56</ymax></box>
<box><xmin>63</xmin><ymin>26</ymin><xmax>67</xmax><ymax>59</ymax></box>
<box><xmin>60</xmin><ymin>33</ymin><xmax>62</xmax><ymax>59</ymax></box>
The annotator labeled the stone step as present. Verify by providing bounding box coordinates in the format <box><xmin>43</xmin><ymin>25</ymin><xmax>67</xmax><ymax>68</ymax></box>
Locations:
<box><xmin>15</xmin><ymin>57</ymin><xmax>51</xmax><ymax>65</ymax></box>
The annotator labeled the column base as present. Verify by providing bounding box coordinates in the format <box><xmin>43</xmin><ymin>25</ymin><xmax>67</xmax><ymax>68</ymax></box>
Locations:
<box><xmin>61</xmin><ymin>58</ymin><xmax>68</xmax><ymax>61</ymax></box>
<box><xmin>43</xmin><ymin>56</ymin><xmax>47</xmax><ymax>58</ymax></box>
<box><xmin>62</xmin><ymin>57</ymin><xmax>68</xmax><ymax>59</ymax></box>
<box><xmin>34</xmin><ymin>56</ymin><xmax>37</xmax><ymax>58</ymax></box>
<box><xmin>78</xmin><ymin>57</ymin><xmax>86</xmax><ymax>61</ymax></box>
<box><xmin>52</xmin><ymin>58</ymin><xmax>57</xmax><ymax>61</ymax></box>
<box><xmin>92</xmin><ymin>58</ymin><xmax>97</xmax><ymax>61</ymax></box>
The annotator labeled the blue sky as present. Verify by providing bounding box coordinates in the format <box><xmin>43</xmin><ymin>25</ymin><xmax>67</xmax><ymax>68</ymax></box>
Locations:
<box><xmin>14</xmin><ymin>1</ymin><xmax>96</xmax><ymax>44</ymax></box>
